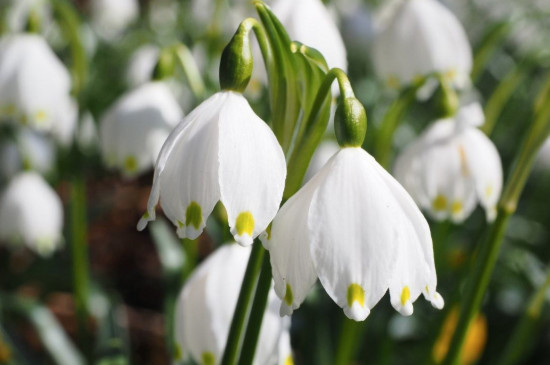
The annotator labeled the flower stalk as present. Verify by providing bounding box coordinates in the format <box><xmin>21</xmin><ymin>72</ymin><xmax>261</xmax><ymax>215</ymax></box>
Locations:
<box><xmin>442</xmin><ymin>72</ymin><xmax>550</xmax><ymax>365</ymax></box>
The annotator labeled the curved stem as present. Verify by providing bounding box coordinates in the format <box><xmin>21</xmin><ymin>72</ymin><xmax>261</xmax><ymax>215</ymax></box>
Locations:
<box><xmin>496</xmin><ymin>265</ymin><xmax>550</xmax><ymax>365</ymax></box>
<box><xmin>238</xmin><ymin>253</ymin><xmax>273</xmax><ymax>365</ymax></box>
<box><xmin>374</xmin><ymin>86</ymin><xmax>418</xmax><ymax>168</ymax></box>
<box><xmin>173</xmin><ymin>44</ymin><xmax>206</xmax><ymax>100</ymax></box>
<box><xmin>441</xmin><ymin>74</ymin><xmax>550</xmax><ymax>365</ymax></box>
<box><xmin>284</xmin><ymin>68</ymin><xmax>352</xmax><ymax>199</ymax></box>
<box><xmin>481</xmin><ymin>63</ymin><xmax>529</xmax><ymax>136</ymax></box>
<box><xmin>220</xmin><ymin>241</ymin><xmax>265</xmax><ymax>365</ymax></box>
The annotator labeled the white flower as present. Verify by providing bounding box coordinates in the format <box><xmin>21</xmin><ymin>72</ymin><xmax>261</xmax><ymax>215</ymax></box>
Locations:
<box><xmin>0</xmin><ymin>172</ymin><xmax>63</xmax><ymax>256</ymax></box>
<box><xmin>125</xmin><ymin>45</ymin><xmax>160</xmax><ymax>88</ymax></box>
<box><xmin>0</xmin><ymin>34</ymin><xmax>77</xmax><ymax>144</ymax></box>
<box><xmin>394</xmin><ymin>106</ymin><xmax>503</xmax><ymax>223</ymax></box>
<box><xmin>90</xmin><ymin>0</ymin><xmax>139</xmax><ymax>42</ymax></box>
<box><xmin>175</xmin><ymin>243</ymin><xmax>291</xmax><ymax>365</ymax></box>
<box><xmin>372</xmin><ymin>0</ymin><xmax>472</xmax><ymax>90</ymax></box>
<box><xmin>263</xmin><ymin>147</ymin><xmax>443</xmax><ymax>321</ymax></box>
<box><xmin>77</xmin><ymin>111</ymin><xmax>98</xmax><ymax>152</ymax></box>
<box><xmin>99</xmin><ymin>82</ymin><xmax>183</xmax><ymax>177</ymax></box>
<box><xmin>137</xmin><ymin>91</ymin><xmax>286</xmax><ymax>247</ymax></box>
<box><xmin>271</xmin><ymin>0</ymin><xmax>347</xmax><ymax>72</ymax></box>
<box><xmin>0</xmin><ymin>129</ymin><xmax>56</xmax><ymax>180</ymax></box>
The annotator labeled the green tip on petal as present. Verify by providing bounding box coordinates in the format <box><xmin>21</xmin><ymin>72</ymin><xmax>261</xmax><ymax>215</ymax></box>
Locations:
<box><xmin>185</xmin><ymin>202</ymin><xmax>202</xmax><ymax>230</ymax></box>
<box><xmin>284</xmin><ymin>283</ymin><xmax>294</xmax><ymax>306</ymax></box>
<box><xmin>335</xmin><ymin>97</ymin><xmax>367</xmax><ymax>147</ymax></box>
<box><xmin>201</xmin><ymin>352</ymin><xmax>215</xmax><ymax>365</ymax></box>
<box><xmin>347</xmin><ymin>283</ymin><xmax>365</xmax><ymax>308</ymax></box>
<box><xmin>235</xmin><ymin>211</ymin><xmax>255</xmax><ymax>236</ymax></box>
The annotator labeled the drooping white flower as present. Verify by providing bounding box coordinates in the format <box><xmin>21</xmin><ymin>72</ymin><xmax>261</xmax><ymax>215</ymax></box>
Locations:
<box><xmin>394</xmin><ymin>104</ymin><xmax>502</xmax><ymax>223</ymax></box>
<box><xmin>271</xmin><ymin>0</ymin><xmax>347</xmax><ymax>72</ymax></box>
<box><xmin>0</xmin><ymin>34</ymin><xmax>77</xmax><ymax>144</ymax></box>
<box><xmin>90</xmin><ymin>0</ymin><xmax>139</xmax><ymax>42</ymax></box>
<box><xmin>175</xmin><ymin>243</ymin><xmax>292</xmax><ymax>365</ymax></box>
<box><xmin>263</xmin><ymin>147</ymin><xmax>443</xmax><ymax>321</ymax></box>
<box><xmin>0</xmin><ymin>129</ymin><xmax>56</xmax><ymax>180</ymax></box>
<box><xmin>137</xmin><ymin>91</ymin><xmax>286</xmax><ymax>247</ymax></box>
<box><xmin>125</xmin><ymin>45</ymin><xmax>160</xmax><ymax>88</ymax></box>
<box><xmin>0</xmin><ymin>172</ymin><xmax>63</xmax><ymax>256</ymax></box>
<box><xmin>372</xmin><ymin>0</ymin><xmax>472</xmax><ymax>90</ymax></box>
<box><xmin>99</xmin><ymin>82</ymin><xmax>183</xmax><ymax>177</ymax></box>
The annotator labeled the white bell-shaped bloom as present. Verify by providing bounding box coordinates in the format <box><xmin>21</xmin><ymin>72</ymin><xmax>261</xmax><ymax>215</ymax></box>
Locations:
<box><xmin>100</xmin><ymin>82</ymin><xmax>182</xmax><ymax>178</ymax></box>
<box><xmin>137</xmin><ymin>91</ymin><xmax>286</xmax><ymax>247</ymax></box>
<box><xmin>126</xmin><ymin>45</ymin><xmax>160</xmax><ymax>88</ymax></box>
<box><xmin>175</xmin><ymin>243</ymin><xmax>292</xmax><ymax>365</ymax></box>
<box><xmin>0</xmin><ymin>34</ymin><xmax>77</xmax><ymax>144</ymax></box>
<box><xmin>262</xmin><ymin>147</ymin><xmax>443</xmax><ymax>321</ymax></box>
<box><xmin>372</xmin><ymin>0</ymin><xmax>472</xmax><ymax>90</ymax></box>
<box><xmin>0</xmin><ymin>172</ymin><xmax>63</xmax><ymax>255</ymax></box>
<box><xmin>394</xmin><ymin>106</ymin><xmax>502</xmax><ymax>223</ymax></box>
<box><xmin>0</xmin><ymin>129</ymin><xmax>56</xmax><ymax>180</ymax></box>
<box><xmin>90</xmin><ymin>0</ymin><xmax>139</xmax><ymax>42</ymax></box>
<box><xmin>271</xmin><ymin>0</ymin><xmax>347</xmax><ymax>72</ymax></box>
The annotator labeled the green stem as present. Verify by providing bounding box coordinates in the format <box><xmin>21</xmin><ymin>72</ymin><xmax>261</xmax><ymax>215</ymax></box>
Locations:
<box><xmin>284</xmin><ymin>68</ymin><xmax>351</xmax><ymax>199</ymax></box>
<box><xmin>471</xmin><ymin>22</ymin><xmax>511</xmax><ymax>82</ymax></box>
<box><xmin>220</xmin><ymin>241</ymin><xmax>265</xmax><ymax>365</ymax></box>
<box><xmin>481</xmin><ymin>63</ymin><xmax>529</xmax><ymax>136</ymax></box>
<box><xmin>496</xmin><ymin>265</ymin><xmax>550</xmax><ymax>365</ymax></box>
<box><xmin>334</xmin><ymin>317</ymin><xmax>365</xmax><ymax>365</ymax></box>
<box><xmin>173</xmin><ymin>43</ymin><xmax>206</xmax><ymax>100</ymax></box>
<box><xmin>70</xmin><ymin>176</ymin><xmax>91</xmax><ymax>353</ymax></box>
<box><xmin>441</xmin><ymin>74</ymin><xmax>550</xmax><ymax>365</ymax></box>
<box><xmin>238</xmin><ymin>253</ymin><xmax>273</xmax><ymax>365</ymax></box>
<box><xmin>374</xmin><ymin>85</ymin><xmax>419</xmax><ymax>168</ymax></box>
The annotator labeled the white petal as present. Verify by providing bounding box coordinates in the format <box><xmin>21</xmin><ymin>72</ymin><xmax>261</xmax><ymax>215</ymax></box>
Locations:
<box><xmin>219</xmin><ymin>92</ymin><xmax>286</xmax><ymax>246</ymax></box>
<box><xmin>308</xmin><ymin>148</ymin><xmax>402</xmax><ymax>321</ymax></box>
<box><xmin>304</xmin><ymin>140</ymin><xmax>340</xmax><ymax>184</ymax></box>
<box><xmin>266</xmin><ymin>167</ymin><xmax>325</xmax><ymax>316</ymax></box>
<box><xmin>138</xmin><ymin>93</ymin><xmax>224</xmax><ymax>235</ymax></box>
<box><xmin>461</xmin><ymin>128</ymin><xmax>503</xmax><ymax>221</ymax></box>
<box><xmin>0</xmin><ymin>172</ymin><xmax>63</xmax><ymax>255</ymax></box>
<box><xmin>254</xmin><ymin>291</ymin><xmax>291</xmax><ymax>365</ymax></box>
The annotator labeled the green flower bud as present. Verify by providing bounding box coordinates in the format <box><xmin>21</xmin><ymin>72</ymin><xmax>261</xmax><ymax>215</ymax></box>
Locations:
<box><xmin>153</xmin><ymin>48</ymin><xmax>176</xmax><ymax>81</ymax></box>
<box><xmin>219</xmin><ymin>23</ymin><xmax>253</xmax><ymax>92</ymax></box>
<box><xmin>335</xmin><ymin>97</ymin><xmax>367</xmax><ymax>148</ymax></box>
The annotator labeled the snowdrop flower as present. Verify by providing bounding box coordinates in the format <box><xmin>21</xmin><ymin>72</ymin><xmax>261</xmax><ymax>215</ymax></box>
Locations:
<box><xmin>263</xmin><ymin>97</ymin><xmax>443</xmax><ymax>321</ymax></box>
<box><xmin>138</xmin><ymin>24</ymin><xmax>287</xmax><ymax>247</ymax></box>
<box><xmin>394</xmin><ymin>103</ymin><xmax>502</xmax><ymax>223</ymax></box>
<box><xmin>100</xmin><ymin>82</ymin><xmax>183</xmax><ymax>177</ymax></box>
<box><xmin>0</xmin><ymin>172</ymin><xmax>63</xmax><ymax>256</ymax></box>
<box><xmin>90</xmin><ymin>0</ymin><xmax>139</xmax><ymax>42</ymax></box>
<box><xmin>271</xmin><ymin>0</ymin><xmax>347</xmax><ymax>72</ymax></box>
<box><xmin>175</xmin><ymin>244</ymin><xmax>292</xmax><ymax>365</ymax></box>
<box><xmin>0</xmin><ymin>129</ymin><xmax>56</xmax><ymax>180</ymax></box>
<box><xmin>0</xmin><ymin>34</ymin><xmax>77</xmax><ymax>144</ymax></box>
<box><xmin>126</xmin><ymin>45</ymin><xmax>160</xmax><ymax>88</ymax></box>
<box><xmin>372</xmin><ymin>0</ymin><xmax>472</xmax><ymax>90</ymax></box>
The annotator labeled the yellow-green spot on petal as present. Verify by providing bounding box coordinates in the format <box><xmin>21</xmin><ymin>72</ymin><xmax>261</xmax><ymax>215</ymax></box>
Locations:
<box><xmin>173</xmin><ymin>343</ymin><xmax>182</xmax><ymax>361</ymax></box>
<box><xmin>177</xmin><ymin>220</ymin><xmax>184</xmax><ymax>228</ymax></box>
<box><xmin>347</xmin><ymin>283</ymin><xmax>365</xmax><ymax>308</ymax></box>
<box><xmin>143</xmin><ymin>211</ymin><xmax>150</xmax><ymax>219</ymax></box>
<box><xmin>34</xmin><ymin>110</ymin><xmax>47</xmax><ymax>123</ymax></box>
<box><xmin>386</xmin><ymin>75</ymin><xmax>400</xmax><ymax>89</ymax></box>
<box><xmin>235</xmin><ymin>211</ymin><xmax>254</xmax><ymax>236</ymax></box>
<box><xmin>124</xmin><ymin>156</ymin><xmax>138</xmax><ymax>173</ymax></box>
<box><xmin>185</xmin><ymin>202</ymin><xmax>202</xmax><ymax>229</ymax></box>
<box><xmin>444</xmin><ymin>68</ymin><xmax>458</xmax><ymax>81</ymax></box>
<box><xmin>432</xmin><ymin>194</ymin><xmax>448</xmax><ymax>211</ymax></box>
<box><xmin>485</xmin><ymin>185</ymin><xmax>493</xmax><ymax>198</ymax></box>
<box><xmin>202</xmin><ymin>352</ymin><xmax>215</xmax><ymax>365</ymax></box>
<box><xmin>284</xmin><ymin>283</ymin><xmax>294</xmax><ymax>306</ymax></box>
<box><xmin>451</xmin><ymin>201</ymin><xmax>463</xmax><ymax>215</ymax></box>
<box><xmin>265</xmin><ymin>224</ymin><xmax>272</xmax><ymax>240</ymax></box>
<box><xmin>401</xmin><ymin>286</ymin><xmax>411</xmax><ymax>306</ymax></box>
<box><xmin>285</xmin><ymin>355</ymin><xmax>294</xmax><ymax>365</ymax></box>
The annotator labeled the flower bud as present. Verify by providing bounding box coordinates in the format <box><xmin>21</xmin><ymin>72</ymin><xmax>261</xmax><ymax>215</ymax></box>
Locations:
<box><xmin>219</xmin><ymin>23</ymin><xmax>253</xmax><ymax>92</ymax></box>
<box><xmin>335</xmin><ymin>97</ymin><xmax>367</xmax><ymax>147</ymax></box>
<box><xmin>152</xmin><ymin>48</ymin><xmax>176</xmax><ymax>81</ymax></box>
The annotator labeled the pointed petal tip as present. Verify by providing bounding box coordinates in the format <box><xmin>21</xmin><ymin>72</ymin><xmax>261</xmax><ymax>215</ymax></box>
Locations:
<box><xmin>397</xmin><ymin>301</ymin><xmax>414</xmax><ymax>316</ymax></box>
<box><xmin>176</xmin><ymin>225</ymin><xmax>203</xmax><ymax>240</ymax></box>
<box><xmin>259</xmin><ymin>231</ymin><xmax>270</xmax><ymax>249</ymax></box>
<box><xmin>486</xmin><ymin>206</ymin><xmax>497</xmax><ymax>222</ymax></box>
<box><xmin>233</xmin><ymin>233</ymin><xmax>254</xmax><ymax>247</ymax></box>
<box><xmin>344</xmin><ymin>303</ymin><xmax>370</xmax><ymax>322</ymax></box>
<box><xmin>279</xmin><ymin>302</ymin><xmax>294</xmax><ymax>317</ymax></box>
<box><xmin>430</xmin><ymin>292</ymin><xmax>445</xmax><ymax>310</ymax></box>
<box><xmin>137</xmin><ymin>213</ymin><xmax>153</xmax><ymax>231</ymax></box>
